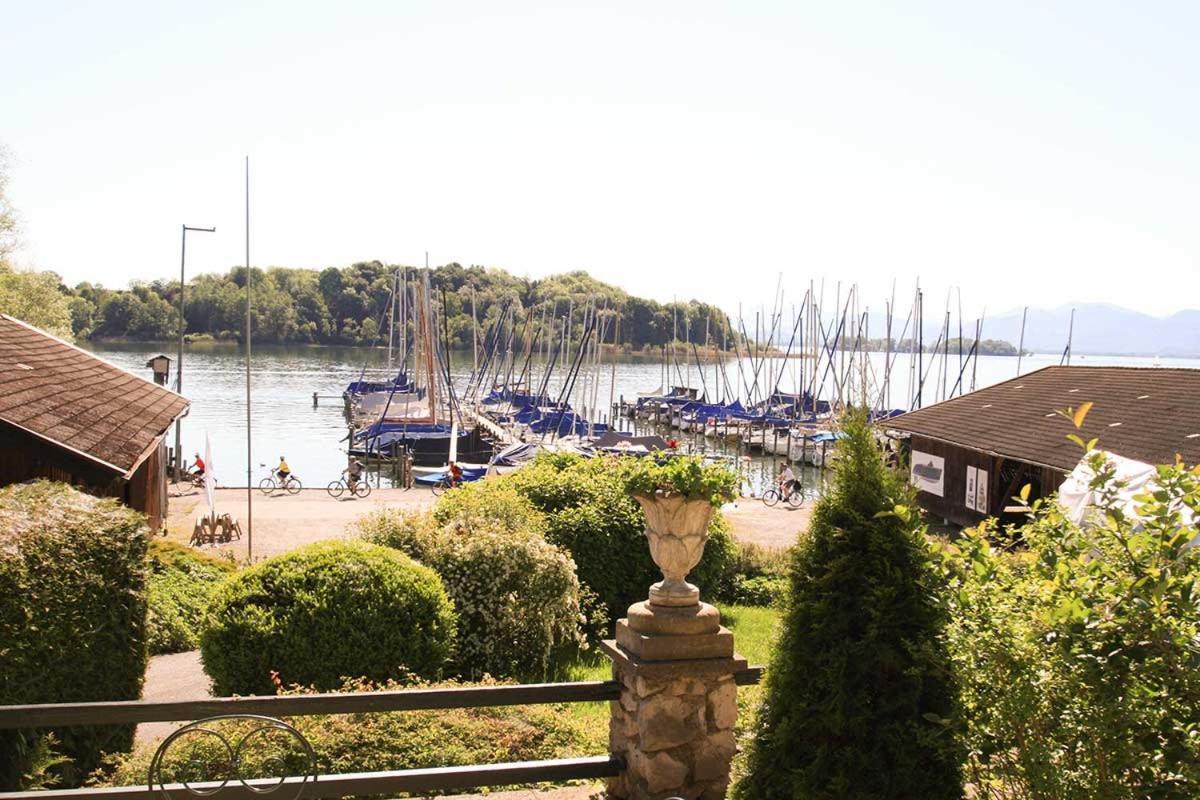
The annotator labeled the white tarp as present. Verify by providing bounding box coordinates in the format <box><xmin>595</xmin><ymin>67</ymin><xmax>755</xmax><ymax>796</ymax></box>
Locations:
<box><xmin>1058</xmin><ymin>450</ymin><xmax>1196</xmax><ymax>543</ymax></box>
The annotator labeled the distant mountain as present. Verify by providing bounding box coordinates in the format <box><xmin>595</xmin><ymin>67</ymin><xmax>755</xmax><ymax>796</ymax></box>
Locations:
<box><xmin>982</xmin><ymin>304</ymin><xmax>1200</xmax><ymax>357</ymax></box>
<box><xmin>850</xmin><ymin>303</ymin><xmax>1200</xmax><ymax>358</ymax></box>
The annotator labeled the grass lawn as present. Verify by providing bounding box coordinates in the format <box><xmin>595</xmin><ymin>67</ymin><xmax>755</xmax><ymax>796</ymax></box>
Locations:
<box><xmin>561</xmin><ymin>604</ymin><xmax>782</xmax><ymax>753</ymax></box>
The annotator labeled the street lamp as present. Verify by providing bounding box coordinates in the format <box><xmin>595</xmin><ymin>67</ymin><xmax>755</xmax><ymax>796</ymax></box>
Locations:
<box><xmin>176</xmin><ymin>224</ymin><xmax>216</xmax><ymax>480</ymax></box>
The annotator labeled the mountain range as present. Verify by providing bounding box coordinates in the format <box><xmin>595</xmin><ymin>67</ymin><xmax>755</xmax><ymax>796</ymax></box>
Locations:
<box><xmin>850</xmin><ymin>303</ymin><xmax>1199</xmax><ymax>358</ymax></box>
<box><xmin>978</xmin><ymin>304</ymin><xmax>1200</xmax><ymax>358</ymax></box>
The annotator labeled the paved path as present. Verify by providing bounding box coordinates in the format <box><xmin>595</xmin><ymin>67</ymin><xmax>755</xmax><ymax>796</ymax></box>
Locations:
<box><xmin>167</xmin><ymin>484</ymin><xmax>806</xmax><ymax>560</ymax></box>
<box><xmin>721</xmin><ymin>499</ymin><xmax>811</xmax><ymax>550</ymax></box>
<box><xmin>165</xmin><ymin>486</ymin><xmax>436</xmax><ymax>561</ymax></box>
<box><xmin>137</xmin><ymin>651</ymin><xmax>210</xmax><ymax>745</ymax></box>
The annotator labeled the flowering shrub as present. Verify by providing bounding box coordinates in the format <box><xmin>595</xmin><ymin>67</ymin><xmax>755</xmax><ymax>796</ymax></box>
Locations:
<box><xmin>200</xmin><ymin>541</ymin><xmax>456</xmax><ymax>695</ymax></box>
<box><xmin>433</xmin><ymin>525</ymin><xmax>584</xmax><ymax>680</ymax></box>
<box><xmin>942</xmin><ymin>451</ymin><xmax>1200</xmax><ymax>798</ymax></box>
<box><xmin>357</xmin><ymin>499</ymin><xmax>585</xmax><ymax>681</ymax></box>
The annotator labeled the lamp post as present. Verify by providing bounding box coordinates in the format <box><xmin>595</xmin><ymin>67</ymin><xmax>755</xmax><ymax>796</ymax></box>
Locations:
<box><xmin>176</xmin><ymin>224</ymin><xmax>216</xmax><ymax>481</ymax></box>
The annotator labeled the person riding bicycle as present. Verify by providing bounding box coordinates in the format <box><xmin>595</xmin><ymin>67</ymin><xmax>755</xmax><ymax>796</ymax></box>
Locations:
<box><xmin>276</xmin><ymin>456</ymin><xmax>291</xmax><ymax>484</ymax></box>
<box><xmin>344</xmin><ymin>457</ymin><xmax>364</xmax><ymax>490</ymax></box>
<box><xmin>448</xmin><ymin>460</ymin><xmax>463</xmax><ymax>488</ymax></box>
<box><xmin>778</xmin><ymin>464</ymin><xmax>799</xmax><ymax>497</ymax></box>
<box><xmin>191</xmin><ymin>452</ymin><xmax>206</xmax><ymax>479</ymax></box>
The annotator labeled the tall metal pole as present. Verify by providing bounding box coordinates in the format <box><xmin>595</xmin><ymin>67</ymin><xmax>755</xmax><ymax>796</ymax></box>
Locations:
<box><xmin>1016</xmin><ymin>306</ymin><xmax>1028</xmax><ymax>376</ymax></box>
<box><xmin>244</xmin><ymin>157</ymin><xmax>253</xmax><ymax>562</ymax></box>
<box><xmin>175</xmin><ymin>224</ymin><xmax>214</xmax><ymax>480</ymax></box>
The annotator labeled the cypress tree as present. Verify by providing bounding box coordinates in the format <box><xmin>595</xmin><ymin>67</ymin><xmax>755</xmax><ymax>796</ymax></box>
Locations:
<box><xmin>736</xmin><ymin>409</ymin><xmax>963</xmax><ymax>800</ymax></box>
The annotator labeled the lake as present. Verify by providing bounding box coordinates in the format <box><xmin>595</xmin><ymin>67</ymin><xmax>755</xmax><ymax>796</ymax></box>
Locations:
<box><xmin>87</xmin><ymin>341</ymin><xmax>1200</xmax><ymax>492</ymax></box>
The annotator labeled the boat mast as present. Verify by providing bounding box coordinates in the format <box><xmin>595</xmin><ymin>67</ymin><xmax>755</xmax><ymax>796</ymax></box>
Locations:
<box><xmin>1016</xmin><ymin>306</ymin><xmax>1028</xmax><ymax>376</ymax></box>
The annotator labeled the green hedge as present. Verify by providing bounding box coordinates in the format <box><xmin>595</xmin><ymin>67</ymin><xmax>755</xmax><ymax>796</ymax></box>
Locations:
<box><xmin>199</xmin><ymin>541</ymin><xmax>456</xmax><ymax>695</ymax></box>
<box><xmin>0</xmin><ymin>481</ymin><xmax>149</xmax><ymax>790</ymax></box>
<box><xmin>99</xmin><ymin>677</ymin><xmax>590</xmax><ymax>788</ymax></box>
<box><xmin>500</xmin><ymin>453</ymin><xmax>736</xmax><ymax>620</ymax></box>
<box><xmin>146</xmin><ymin>540</ymin><xmax>236</xmax><ymax>655</ymax></box>
<box><xmin>358</xmin><ymin>504</ymin><xmax>585</xmax><ymax>681</ymax></box>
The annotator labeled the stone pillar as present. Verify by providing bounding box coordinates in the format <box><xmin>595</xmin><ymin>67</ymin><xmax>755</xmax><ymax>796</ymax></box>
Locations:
<box><xmin>605</xmin><ymin>492</ymin><xmax>744</xmax><ymax>800</ymax></box>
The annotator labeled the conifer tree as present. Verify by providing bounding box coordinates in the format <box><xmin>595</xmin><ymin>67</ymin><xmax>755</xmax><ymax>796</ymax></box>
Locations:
<box><xmin>736</xmin><ymin>408</ymin><xmax>963</xmax><ymax>800</ymax></box>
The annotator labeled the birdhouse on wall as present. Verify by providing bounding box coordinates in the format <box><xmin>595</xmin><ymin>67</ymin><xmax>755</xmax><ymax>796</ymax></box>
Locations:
<box><xmin>146</xmin><ymin>354</ymin><xmax>172</xmax><ymax>386</ymax></box>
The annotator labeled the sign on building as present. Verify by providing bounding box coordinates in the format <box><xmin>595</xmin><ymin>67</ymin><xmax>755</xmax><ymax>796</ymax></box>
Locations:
<box><xmin>910</xmin><ymin>451</ymin><xmax>945</xmax><ymax>497</ymax></box>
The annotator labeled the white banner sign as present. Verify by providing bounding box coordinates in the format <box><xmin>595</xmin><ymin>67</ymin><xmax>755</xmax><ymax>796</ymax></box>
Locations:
<box><xmin>910</xmin><ymin>451</ymin><xmax>945</xmax><ymax>497</ymax></box>
<box><xmin>965</xmin><ymin>466</ymin><xmax>978</xmax><ymax>509</ymax></box>
<box><xmin>974</xmin><ymin>469</ymin><xmax>988</xmax><ymax>513</ymax></box>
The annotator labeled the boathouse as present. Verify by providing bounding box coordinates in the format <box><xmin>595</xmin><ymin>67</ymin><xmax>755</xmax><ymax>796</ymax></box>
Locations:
<box><xmin>0</xmin><ymin>314</ymin><xmax>190</xmax><ymax>529</ymax></box>
<box><xmin>883</xmin><ymin>365</ymin><xmax>1200</xmax><ymax>527</ymax></box>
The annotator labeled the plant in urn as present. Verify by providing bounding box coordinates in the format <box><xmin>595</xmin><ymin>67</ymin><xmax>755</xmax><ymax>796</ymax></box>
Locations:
<box><xmin>620</xmin><ymin>458</ymin><xmax>740</xmax><ymax>650</ymax></box>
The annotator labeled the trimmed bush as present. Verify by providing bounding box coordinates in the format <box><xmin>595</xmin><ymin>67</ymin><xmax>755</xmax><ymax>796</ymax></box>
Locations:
<box><xmin>0</xmin><ymin>481</ymin><xmax>149</xmax><ymax>790</ymax></box>
<box><xmin>98</xmin><ymin>677</ymin><xmax>590</xmax><ymax>789</ymax></box>
<box><xmin>146</xmin><ymin>540</ymin><xmax>236</xmax><ymax>655</ymax></box>
<box><xmin>358</xmin><ymin>500</ymin><xmax>585</xmax><ymax>681</ymax></box>
<box><xmin>735</xmin><ymin>410</ymin><xmax>963</xmax><ymax>800</ymax></box>
<box><xmin>502</xmin><ymin>453</ymin><xmax>736</xmax><ymax>620</ymax></box>
<box><xmin>199</xmin><ymin>541</ymin><xmax>456</xmax><ymax>695</ymax></box>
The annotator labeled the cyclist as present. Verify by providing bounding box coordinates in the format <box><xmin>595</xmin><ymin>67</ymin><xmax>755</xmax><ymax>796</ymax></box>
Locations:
<box><xmin>448</xmin><ymin>460</ymin><xmax>464</xmax><ymax>489</ymax></box>
<box><xmin>191</xmin><ymin>452</ymin><xmax>206</xmax><ymax>480</ymax></box>
<box><xmin>344</xmin><ymin>457</ymin><xmax>364</xmax><ymax>491</ymax></box>
<box><xmin>276</xmin><ymin>456</ymin><xmax>291</xmax><ymax>484</ymax></box>
<box><xmin>778</xmin><ymin>463</ymin><xmax>799</xmax><ymax>498</ymax></box>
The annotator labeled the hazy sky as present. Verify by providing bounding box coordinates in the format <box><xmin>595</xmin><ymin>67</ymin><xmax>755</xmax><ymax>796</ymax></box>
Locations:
<box><xmin>3</xmin><ymin>1</ymin><xmax>1198</xmax><ymax>319</ymax></box>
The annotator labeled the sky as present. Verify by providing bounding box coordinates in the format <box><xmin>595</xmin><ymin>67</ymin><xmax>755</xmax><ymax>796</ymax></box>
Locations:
<box><xmin>3</xmin><ymin>0</ymin><xmax>1199</xmax><ymax>320</ymax></box>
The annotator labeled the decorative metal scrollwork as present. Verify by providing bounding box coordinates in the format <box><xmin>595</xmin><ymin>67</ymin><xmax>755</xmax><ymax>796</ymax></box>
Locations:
<box><xmin>147</xmin><ymin>714</ymin><xmax>316</xmax><ymax>800</ymax></box>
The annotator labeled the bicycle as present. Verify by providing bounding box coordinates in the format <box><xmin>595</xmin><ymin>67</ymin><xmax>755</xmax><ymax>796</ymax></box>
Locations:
<box><xmin>259</xmin><ymin>465</ymin><xmax>302</xmax><ymax>495</ymax></box>
<box><xmin>429</xmin><ymin>476</ymin><xmax>459</xmax><ymax>497</ymax></box>
<box><xmin>762</xmin><ymin>483</ymin><xmax>806</xmax><ymax>508</ymax></box>
<box><xmin>327</xmin><ymin>476</ymin><xmax>371</xmax><ymax>499</ymax></box>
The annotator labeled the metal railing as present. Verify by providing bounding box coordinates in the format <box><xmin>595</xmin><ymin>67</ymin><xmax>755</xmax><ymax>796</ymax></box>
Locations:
<box><xmin>0</xmin><ymin>669</ymin><xmax>763</xmax><ymax>799</ymax></box>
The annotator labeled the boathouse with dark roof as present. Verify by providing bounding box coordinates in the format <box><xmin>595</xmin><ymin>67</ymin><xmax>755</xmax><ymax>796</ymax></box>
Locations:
<box><xmin>0</xmin><ymin>314</ymin><xmax>190</xmax><ymax>529</ymax></box>
<box><xmin>883</xmin><ymin>365</ymin><xmax>1200</xmax><ymax>527</ymax></box>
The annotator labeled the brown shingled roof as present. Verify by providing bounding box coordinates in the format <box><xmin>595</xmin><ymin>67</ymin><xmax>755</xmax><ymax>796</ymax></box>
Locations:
<box><xmin>0</xmin><ymin>315</ymin><xmax>189</xmax><ymax>476</ymax></box>
<box><xmin>884</xmin><ymin>365</ymin><xmax>1200</xmax><ymax>471</ymax></box>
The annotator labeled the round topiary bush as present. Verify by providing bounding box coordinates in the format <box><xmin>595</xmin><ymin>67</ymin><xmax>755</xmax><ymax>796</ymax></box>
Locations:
<box><xmin>200</xmin><ymin>541</ymin><xmax>456</xmax><ymax>695</ymax></box>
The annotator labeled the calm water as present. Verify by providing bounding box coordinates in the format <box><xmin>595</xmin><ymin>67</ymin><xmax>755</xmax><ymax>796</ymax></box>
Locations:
<box><xmin>88</xmin><ymin>342</ymin><xmax>1200</xmax><ymax>491</ymax></box>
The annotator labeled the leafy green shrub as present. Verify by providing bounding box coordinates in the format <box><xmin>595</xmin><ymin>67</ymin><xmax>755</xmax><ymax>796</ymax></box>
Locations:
<box><xmin>942</xmin><ymin>453</ymin><xmax>1200</xmax><ymax>799</ymax></box>
<box><xmin>146</xmin><ymin>540</ymin><xmax>236</xmax><ymax>655</ymax></box>
<box><xmin>503</xmin><ymin>453</ymin><xmax>736</xmax><ymax>620</ymax></box>
<box><xmin>713</xmin><ymin>541</ymin><xmax>790</xmax><ymax>607</ymax></box>
<box><xmin>0</xmin><ymin>481</ymin><xmax>149</xmax><ymax>790</ymax></box>
<box><xmin>358</xmin><ymin>498</ymin><xmax>585</xmax><ymax>681</ymax></box>
<box><xmin>98</xmin><ymin>677</ymin><xmax>590</xmax><ymax>789</ymax></box>
<box><xmin>736</xmin><ymin>410</ymin><xmax>963</xmax><ymax>800</ymax></box>
<box><xmin>199</xmin><ymin>541</ymin><xmax>456</xmax><ymax>695</ymax></box>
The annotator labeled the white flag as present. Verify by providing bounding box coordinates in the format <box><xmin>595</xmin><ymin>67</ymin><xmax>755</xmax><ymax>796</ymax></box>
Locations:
<box><xmin>204</xmin><ymin>433</ymin><xmax>216</xmax><ymax>518</ymax></box>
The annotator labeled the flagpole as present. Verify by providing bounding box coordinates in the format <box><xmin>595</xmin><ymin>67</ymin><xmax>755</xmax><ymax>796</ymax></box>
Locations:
<box><xmin>244</xmin><ymin>156</ymin><xmax>253</xmax><ymax>562</ymax></box>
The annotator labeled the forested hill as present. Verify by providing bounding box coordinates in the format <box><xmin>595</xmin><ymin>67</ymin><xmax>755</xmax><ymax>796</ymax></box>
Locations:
<box><xmin>63</xmin><ymin>261</ymin><xmax>738</xmax><ymax>350</ymax></box>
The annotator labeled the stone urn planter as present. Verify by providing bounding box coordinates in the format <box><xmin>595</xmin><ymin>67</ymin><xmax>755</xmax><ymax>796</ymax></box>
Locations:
<box><xmin>632</xmin><ymin>490</ymin><xmax>715</xmax><ymax>608</ymax></box>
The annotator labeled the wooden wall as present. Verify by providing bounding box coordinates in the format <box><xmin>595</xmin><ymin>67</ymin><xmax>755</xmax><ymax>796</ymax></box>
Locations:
<box><xmin>906</xmin><ymin>434</ymin><xmax>1068</xmax><ymax>527</ymax></box>
<box><xmin>0</xmin><ymin>422</ymin><xmax>167</xmax><ymax>530</ymax></box>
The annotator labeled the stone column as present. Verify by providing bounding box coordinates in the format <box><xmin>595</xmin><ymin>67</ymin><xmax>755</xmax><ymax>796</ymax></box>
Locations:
<box><xmin>604</xmin><ymin>492</ymin><xmax>744</xmax><ymax>800</ymax></box>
